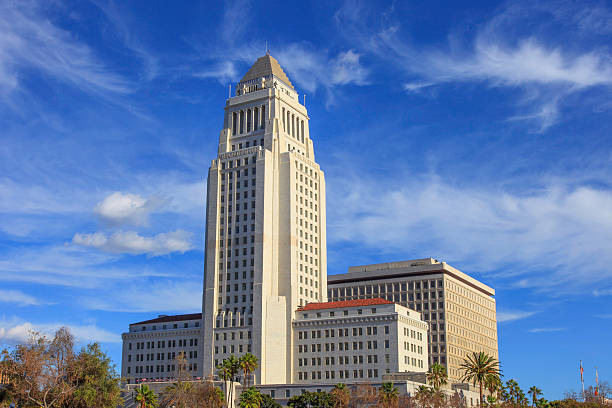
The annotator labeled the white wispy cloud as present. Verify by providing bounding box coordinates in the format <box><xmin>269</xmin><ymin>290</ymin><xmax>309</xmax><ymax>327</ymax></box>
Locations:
<box><xmin>327</xmin><ymin>170</ymin><xmax>612</xmax><ymax>294</ymax></box>
<box><xmin>0</xmin><ymin>318</ymin><xmax>120</xmax><ymax>345</ymax></box>
<box><xmin>72</xmin><ymin>230</ymin><xmax>194</xmax><ymax>256</ymax></box>
<box><xmin>82</xmin><ymin>280</ymin><xmax>202</xmax><ymax>313</ymax></box>
<box><xmin>94</xmin><ymin>191</ymin><xmax>163</xmax><ymax>226</ymax></box>
<box><xmin>334</xmin><ymin>0</ymin><xmax>612</xmax><ymax>131</ymax></box>
<box><xmin>0</xmin><ymin>0</ymin><xmax>130</xmax><ymax>96</ymax></box>
<box><xmin>497</xmin><ymin>310</ymin><xmax>536</xmax><ymax>323</ymax></box>
<box><xmin>0</xmin><ymin>289</ymin><xmax>40</xmax><ymax>306</ymax></box>
<box><xmin>528</xmin><ymin>327</ymin><xmax>567</xmax><ymax>333</ymax></box>
<box><xmin>188</xmin><ymin>1</ymin><xmax>369</xmax><ymax>105</ymax></box>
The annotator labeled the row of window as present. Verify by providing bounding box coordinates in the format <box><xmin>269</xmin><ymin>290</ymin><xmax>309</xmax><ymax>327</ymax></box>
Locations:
<box><xmin>128</xmin><ymin>363</ymin><xmax>197</xmax><ymax>374</ymax></box>
<box><xmin>215</xmin><ymin>316</ymin><xmax>253</xmax><ymax>326</ymax></box>
<box><xmin>298</xmin><ymin>354</ymin><xmax>380</xmax><ymax>367</ymax></box>
<box><xmin>329</xmin><ymin>281</ymin><xmax>444</xmax><ymax>297</ymax></box>
<box><xmin>301</xmin><ymin>307</ymin><xmax>383</xmax><ymax>319</ymax></box>
<box><xmin>129</xmin><ymin>350</ymin><xmax>198</xmax><ymax>362</ymax></box>
<box><xmin>296</xmin><ymin>369</ymin><xmax>380</xmax><ymax>381</ymax></box>
<box><xmin>134</xmin><ymin>322</ymin><xmax>199</xmax><ymax>332</ymax></box>
<box><xmin>297</xmin><ymin>326</ymin><xmax>386</xmax><ymax>340</ymax></box>
<box><xmin>129</xmin><ymin>338</ymin><xmax>198</xmax><ymax>351</ymax></box>
<box><xmin>297</xmin><ymin>340</ymin><xmax>389</xmax><ymax>352</ymax></box>
<box><xmin>221</xmin><ymin>156</ymin><xmax>258</xmax><ymax>170</ymax></box>
<box><xmin>215</xmin><ymin>344</ymin><xmax>252</xmax><ymax>354</ymax></box>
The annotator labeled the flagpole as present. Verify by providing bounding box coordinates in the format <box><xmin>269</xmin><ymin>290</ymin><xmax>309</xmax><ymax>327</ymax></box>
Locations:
<box><xmin>580</xmin><ymin>360</ymin><xmax>585</xmax><ymax>399</ymax></box>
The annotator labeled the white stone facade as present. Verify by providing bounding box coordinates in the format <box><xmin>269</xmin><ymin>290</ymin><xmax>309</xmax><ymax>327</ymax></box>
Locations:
<box><xmin>121</xmin><ymin>314</ymin><xmax>203</xmax><ymax>383</ymax></box>
<box><xmin>292</xmin><ymin>299</ymin><xmax>428</xmax><ymax>384</ymax></box>
<box><xmin>327</xmin><ymin>258</ymin><xmax>498</xmax><ymax>383</ymax></box>
<box><xmin>201</xmin><ymin>54</ymin><xmax>327</xmax><ymax>385</ymax></box>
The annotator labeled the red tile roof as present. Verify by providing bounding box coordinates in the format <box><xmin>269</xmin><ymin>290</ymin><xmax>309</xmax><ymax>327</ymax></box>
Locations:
<box><xmin>297</xmin><ymin>298</ymin><xmax>394</xmax><ymax>311</ymax></box>
<box><xmin>131</xmin><ymin>313</ymin><xmax>202</xmax><ymax>326</ymax></box>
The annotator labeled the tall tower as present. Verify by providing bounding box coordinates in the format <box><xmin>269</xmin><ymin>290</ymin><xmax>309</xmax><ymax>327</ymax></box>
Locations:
<box><xmin>202</xmin><ymin>54</ymin><xmax>327</xmax><ymax>384</ymax></box>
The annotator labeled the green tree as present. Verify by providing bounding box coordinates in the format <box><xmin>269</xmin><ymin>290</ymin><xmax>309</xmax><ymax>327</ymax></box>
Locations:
<box><xmin>217</xmin><ymin>355</ymin><xmax>241</xmax><ymax>407</ymax></box>
<box><xmin>134</xmin><ymin>384</ymin><xmax>158</xmax><ymax>408</ymax></box>
<box><xmin>379</xmin><ymin>382</ymin><xmax>399</xmax><ymax>408</ymax></box>
<box><xmin>529</xmin><ymin>387</ymin><xmax>543</xmax><ymax>407</ymax></box>
<box><xmin>485</xmin><ymin>374</ymin><xmax>502</xmax><ymax>401</ymax></box>
<box><xmin>288</xmin><ymin>391</ymin><xmax>334</xmax><ymax>408</ymax></box>
<box><xmin>330</xmin><ymin>383</ymin><xmax>350</xmax><ymax>408</ymax></box>
<box><xmin>427</xmin><ymin>363</ymin><xmax>449</xmax><ymax>391</ymax></box>
<box><xmin>65</xmin><ymin>343</ymin><xmax>122</xmax><ymax>408</ymax></box>
<box><xmin>239</xmin><ymin>353</ymin><xmax>259</xmax><ymax>387</ymax></box>
<box><xmin>239</xmin><ymin>386</ymin><xmax>263</xmax><ymax>408</ymax></box>
<box><xmin>459</xmin><ymin>351</ymin><xmax>501</xmax><ymax>406</ymax></box>
<box><xmin>260</xmin><ymin>392</ymin><xmax>282</xmax><ymax>408</ymax></box>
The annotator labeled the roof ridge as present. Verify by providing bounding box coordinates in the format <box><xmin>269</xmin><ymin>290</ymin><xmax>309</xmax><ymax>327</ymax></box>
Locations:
<box><xmin>297</xmin><ymin>298</ymin><xmax>394</xmax><ymax>311</ymax></box>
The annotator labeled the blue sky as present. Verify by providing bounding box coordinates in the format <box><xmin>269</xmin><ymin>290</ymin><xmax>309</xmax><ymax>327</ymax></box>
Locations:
<box><xmin>1</xmin><ymin>0</ymin><xmax>611</xmax><ymax>399</ymax></box>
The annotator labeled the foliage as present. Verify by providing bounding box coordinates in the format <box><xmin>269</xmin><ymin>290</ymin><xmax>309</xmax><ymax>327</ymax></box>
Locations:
<box><xmin>287</xmin><ymin>391</ymin><xmax>334</xmax><ymax>408</ymax></box>
<box><xmin>217</xmin><ymin>355</ymin><xmax>241</xmax><ymax>407</ymax></box>
<box><xmin>427</xmin><ymin>364</ymin><xmax>449</xmax><ymax>391</ymax></box>
<box><xmin>239</xmin><ymin>353</ymin><xmax>259</xmax><ymax>387</ymax></box>
<box><xmin>347</xmin><ymin>383</ymin><xmax>377</xmax><ymax>408</ymax></box>
<box><xmin>379</xmin><ymin>382</ymin><xmax>399</xmax><ymax>408</ymax></box>
<box><xmin>330</xmin><ymin>383</ymin><xmax>350</xmax><ymax>408</ymax></box>
<box><xmin>529</xmin><ymin>386</ymin><xmax>543</xmax><ymax>407</ymax></box>
<box><xmin>459</xmin><ymin>351</ymin><xmax>501</xmax><ymax>405</ymax></box>
<box><xmin>260</xmin><ymin>392</ymin><xmax>282</xmax><ymax>408</ymax></box>
<box><xmin>161</xmin><ymin>380</ymin><xmax>194</xmax><ymax>408</ymax></box>
<box><xmin>64</xmin><ymin>343</ymin><xmax>122</xmax><ymax>408</ymax></box>
<box><xmin>2</xmin><ymin>327</ymin><xmax>76</xmax><ymax>408</ymax></box>
<box><xmin>239</xmin><ymin>386</ymin><xmax>263</xmax><ymax>408</ymax></box>
<box><xmin>134</xmin><ymin>384</ymin><xmax>158</xmax><ymax>408</ymax></box>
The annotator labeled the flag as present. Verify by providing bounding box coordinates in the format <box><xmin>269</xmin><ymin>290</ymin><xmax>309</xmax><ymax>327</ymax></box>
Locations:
<box><xmin>580</xmin><ymin>361</ymin><xmax>584</xmax><ymax>383</ymax></box>
<box><xmin>595</xmin><ymin>369</ymin><xmax>599</xmax><ymax>396</ymax></box>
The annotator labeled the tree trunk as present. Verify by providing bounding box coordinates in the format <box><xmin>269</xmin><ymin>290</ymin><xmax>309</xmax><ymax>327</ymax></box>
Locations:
<box><xmin>479</xmin><ymin>381</ymin><xmax>483</xmax><ymax>406</ymax></box>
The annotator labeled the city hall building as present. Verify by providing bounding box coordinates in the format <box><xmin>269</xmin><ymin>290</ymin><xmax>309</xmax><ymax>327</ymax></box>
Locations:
<box><xmin>120</xmin><ymin>54</ymin><xmax>498</xmax><ymax>397</ymax></box>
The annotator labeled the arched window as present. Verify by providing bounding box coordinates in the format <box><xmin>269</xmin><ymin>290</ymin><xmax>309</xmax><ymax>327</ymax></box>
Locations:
<box><xmin>254</xmin><ymin>107</ymin><xmax>259</xmax><ymax>130</ymax></box>
<box><xmin>301</xmin><ymin>121</ymin><xmax>304</xmax><ymax>143</ymax></box>
<box><xmin>232</xmin><ymin>112</ymin><xmax>237</xmax><ymax>136</ymax></box>
<box><xmin>247</xmin><ymin>109</ymin><xmax>251</xmax><ymax>132</ymax></box>
<box><xmin>239</xmin><ymin>111</ymin><xmax>244</xmax><ymax>134</ymax></box>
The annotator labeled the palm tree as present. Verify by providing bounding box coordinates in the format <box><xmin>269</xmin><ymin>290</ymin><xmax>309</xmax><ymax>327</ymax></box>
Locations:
<box><xmin>218</xmin><ymin>355</ymin><xmax>241</xmax><ymax>407</ymax></box>
<box><xmin>427</xmin><ymin>363</ymin><xmax>448</xmax><ymax>391</ymax></box>
<box><xmin>379</xmin><ymin>382</ymin><xmax>399</xmax><ymax>408</ymax></box>
<box><xmin>415</xmin><ymin>385</ymin><xmax>434</xmax><ymax>408</ymax></box>
<box><xmin>239</xmin><ymin>353</ymin><xmax>259</xmax><ymax>386</ymax></box>
<box><xmin>239</xmin><ymin>386</ymin><xmax>263</xmax><ymax>408</ymax></box>
<box><xmin>459</xmin><ymin>351</ymin><xmax>501</xmax><ymax>406</ymax></box>
<box><xmin>331</xmin><ymin>383</ymin><xmax>350</xmax><ymax>408</ymax></box>
<box><xmin>134</xmin><ymin>384</ymin><xmax>158</xmax><ymax>408</ymax></box>
<box><xmin>485</xmin><ymin>374</ymin><xmax>502</xmax><ymax>400</ymax></box>
<box><xmin>505</xmin><ymin>379</ymin><xmax>520</xmax><ymax>404</ymax></box>
<box><xmin>528</xmin><ymin>386</ymin><xmax>542</xmax><ymax>407</ymax></box>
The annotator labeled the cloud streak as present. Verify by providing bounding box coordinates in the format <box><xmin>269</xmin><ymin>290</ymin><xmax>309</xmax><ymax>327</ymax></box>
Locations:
<box><xmin>0</xmin><ymin>318</ymin><xmax>120</xmax><ymax>345</ymax></box>
<box><xmin>72</xmin><ymin>230</ymin><xmax>194</xmax><ymax>256</ymax></box>
<box><xmin>0</xmin><ymin>289</ymin><xmax>40</xmax><ymax>306</ymax></box>
<box><xmin>327</xmin><ymin>170</ymin><xmax>612</xmax><ymax>294</ymax></box>
<box><xmin>0</xmin><ymin>0</ymin><xmax>131</xmax><ymax>96</ymax></box>
<box><xmin>334</xmin><ymin>0</ymin><xmax>612</xmax><ymax>131</ymax></box>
